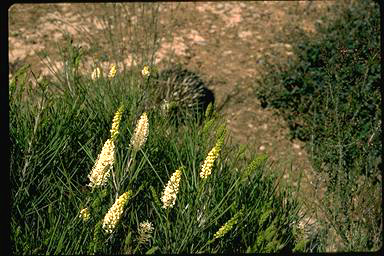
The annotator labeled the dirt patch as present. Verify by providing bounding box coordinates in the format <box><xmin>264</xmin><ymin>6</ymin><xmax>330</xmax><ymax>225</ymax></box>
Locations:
<box><xmin>9</xmin><ymin>1</ymin><xmax>341</xmax><ymax>249</ymax></box>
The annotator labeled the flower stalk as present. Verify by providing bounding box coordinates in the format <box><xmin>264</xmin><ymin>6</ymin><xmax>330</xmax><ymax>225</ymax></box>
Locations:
<box><xmin>200</xmin><ymin>141</ymin><xmax>222</xmax><ymax>179</ymax></box>
<box><xmin>213</xmin><ymin>210</ymin><xmax>243</xmax><ymax>240</ymax></box>
<box><xmin>137</xmin><ymin>221</ymin><xmax>154</xmax><ymax>245</ymax></box>
<box><xmin>130</xmin><ymin>112</ymin><xmax>149</xmax><ymax>151</ymax></box>
<box><xmin>161</xmin><ymin>169</ymin><xmax>182</xmax><ymax>209</ymax></box>
<box><xmin>88</xmin><ymin>138</ymin><xmax>115</xmax><ymax>188</ymax></box>
<box><xmin>108</xmin><ymin>64</ymin><xmax>117</xmax><ymax>78</ymax></box>
<box><xmin>110</xmin><ymin>105</ymin><xmax>124</xmax><ymax>141</ymax></box>
<box><xmin>102</xmin><ymin>191</ymin><xmax>132</xmax><ymax>234</ymax></box>
<box><xmin>91</xmin><ymin>67</ymin><xmax>101</xmax><ymax>80</ymax></box>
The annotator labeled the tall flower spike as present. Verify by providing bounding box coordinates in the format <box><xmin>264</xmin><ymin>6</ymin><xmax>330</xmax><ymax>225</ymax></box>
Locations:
<box><xmin>213</xmin><ymin>210</ymin><xmax>243</xmax><ymax>240</ymax></box>
<box><xmin>137</xmin><ymin>220</ymin><xmax>154</xmax><ymax>245</ymax></box>
<box><xmin>88</xmin><ymin>138</ymin><xmax>115</xmax><ymax>188</ymax></box>
<box><xmin>130</xmin><ymin>112</ymin><xmax>149</xmax><ymax>151</ymax></box>
<box><xmin>108</xmin><ymin>64</ymin><xmax>117</xmax><ymax>78</ymax></box>
<box><xmin>91</xmin><ymin>67</ymin><xmax>101</xmax><ymax>80</ymax></box>
<box><xmin>161</xmin><ymin>169</ymin><xmax>182</xmax><ymax>209</ymax></box>
<box><xmin>199</xmin><ymin>141</ymin><xmax>222</xmax><ymax>179</ymax></box>
<box><xmin>110</xmin><ymin>105</ymin><xmax>124</xmax><ymax>141</ymax></box>
<box><xmin>102</xmin><ymin>191</ymin><xmax>132</xmax><ymax>234</ymax></box>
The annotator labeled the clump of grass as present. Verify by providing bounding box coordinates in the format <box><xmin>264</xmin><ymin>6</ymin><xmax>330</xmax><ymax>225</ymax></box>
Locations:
<box><xmin>10</xmin><ymin>37</ymin><xmax>302</xmax><ymax>254</ymax></box>
<box><xmin>255</xmin><ymin>0</ymin><xmax>381</xmax><ymax>251</ymax></box>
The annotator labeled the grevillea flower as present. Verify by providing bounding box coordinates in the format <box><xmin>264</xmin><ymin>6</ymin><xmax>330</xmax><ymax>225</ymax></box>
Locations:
<box><xmin>213</xmin><ymin>210</ymin><xmax>243</xmax><ymax>240</ymax></box>
<box><xmin>88</xmin><ymin>138</ymin><xmax>115</xmax><ymax>188</ymax></box>
<box><xmin>199</xmin><ymin>142</ymin><xmax>222</xmax><ymax>179</ymax></box>
<box><xmin>110</xmin><ymin>105</ymin><xmax>124</xmax><ymax>141</ymax></box>
<box><xmin>91</xmin><ymin>67</ymin><xmax>101</xmax><ymax>80</ymax></box>
<box><xmin>79</xmin><ymin>207</ymin><xmax>90</xmax><ymax>222</ymax></box>
<box><xmin>137</xmin><ymin>220</ymin><xmax>154</xmax><ymax>245</ymax></box>
<box><xmin>102</xmin><ymin>191</ymin><xmax>132</xmax><ymax>234</ymax></box>
<box><xmin>161</xmin><ymin>169</ymin><xmax>182</xmax><ymax>209</ymax></box>
<box><xmin>141</xmin><ymin>65</ymin><xmax>150</xmax><ymax>78</ymax></box>
<box><xmin>108</xmin><ymin>64</ymin><xmax>117</xmax><ymax>78</ymax></box>
<box><xmin>130</xmin><ymin>112</ymin><xmax>149</xmax><ymax>151</ymax></box>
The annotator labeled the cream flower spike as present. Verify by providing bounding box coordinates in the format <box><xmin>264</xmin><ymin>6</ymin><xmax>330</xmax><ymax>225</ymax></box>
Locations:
<box><xmin>102</xmin><ymin>191</ymin><xmax>132</xmax><ymax>233</ymax></box>
<box><xmin>161</xmin><ymin>169</ymin><xmax>182</xmax><ymax>209</ymax></box>
<box><xmin>130</xmin><ymin>112</ymin><xmax>149</xmax><ymax>151</ymax></box>
<box><xmin>200</xmin><ymin>142</ymin><xmax>221</xmax><ymax>179</ymax></box>
<box><xmin>88</xmin><ymin>138</ymin><xmax>115</xmax><ymax>188</ymax></box>
<box><xmin>137</xmin><ymin>220</ymin><xmax>154</xmax><ymax>245</ymax></box>
<box><xmin>91</xmin><ymin>67</ymin><xmax>101</xmax><ymax>80</ymax></box>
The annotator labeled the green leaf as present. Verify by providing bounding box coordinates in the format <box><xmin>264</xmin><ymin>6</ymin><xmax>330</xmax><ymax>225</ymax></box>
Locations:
<box><xmin>146</xmin><ymin>246</ymin><xmax>159</xmax><ymax>254</ymax></box>
<box><xmin>259</xmin><ymin>209</ymin><xmax>273</xmax><ymax>226</ymax></box>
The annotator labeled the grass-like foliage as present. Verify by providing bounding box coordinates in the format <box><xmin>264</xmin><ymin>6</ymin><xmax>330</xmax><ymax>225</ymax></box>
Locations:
<box><xmin>255</xmin><ymin>0</ymin><xmax>381</xmax><ymax>251</ymax></box>
<box><xmin>10</xmin><ymin>39</ymin><xmax>300</xmax><ymax>254</ymax></box>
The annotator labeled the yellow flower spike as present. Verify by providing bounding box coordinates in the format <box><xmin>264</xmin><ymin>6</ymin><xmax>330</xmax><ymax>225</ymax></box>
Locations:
<box><xmin>102</xmin><ymin>191</ymin><xmax>132</xmax><ymax>234</ymax></box>
<box><xmin>91</xmin><ymin>67</ymin><xmax>101</xmax><ymax>80</ymax></box>
<box><xmin>79</xmin><ymin>207</ymin><xmax>90</xmax><ymax>222</ymax></box>
<box><xmin>137</xmin><ymin>220</ymin><xmax>154</xmax><ymax>245</ymax></box>
<box><xmin>161</xmin><ymin>169</ymin><xmax>182</xmax><ymax>209</ymax></box>
<box><xmin>130</xmin><ymin>112</ymin><xmax>149</xmax><ymax>151</ymax></box>
<box><xmin>110</xmin><ymin>105</ymin><xmax>124</xmax><ymax>141</ymax></box>
<box><xmin>141</xmin><ymin>65</ymin><xmax>150</xmax><ymax>78</ymax></box>
<box><xmin>88</xmin><ymin>138</ymin><xmax>115</xmax><ymax>188</ymax></box>
<box><xmin>108</xmin><ymin>64</ymin><xmax>117</xmax><ymax>78</ymax></box>
<box><xmin>200</xmin><ymin>141</ymin><xmax>222</xmax><ymax>179</ymax></box>
<box><xmin>213</xmin><ymin>210</ymin><xmax>243</xmax><ymax>240</ymax></box>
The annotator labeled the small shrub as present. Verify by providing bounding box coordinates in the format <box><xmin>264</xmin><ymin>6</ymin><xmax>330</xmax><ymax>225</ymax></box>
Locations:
<box><xmin>255</xmin><ymin>0</ymin><xmax>381</xmax><ymax>251</ymax></box>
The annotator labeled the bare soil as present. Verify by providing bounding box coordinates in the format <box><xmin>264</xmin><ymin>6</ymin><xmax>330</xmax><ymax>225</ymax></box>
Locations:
<box><xmin>9</xmin><ymin>1</ymin><xmax>344</xmax><ymax>250</ymax></box>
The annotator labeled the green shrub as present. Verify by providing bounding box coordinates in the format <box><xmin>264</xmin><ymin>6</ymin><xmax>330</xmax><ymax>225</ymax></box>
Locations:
<box><xmin>255</xmin><ymin>0</ymin><xmax>381</xmax><ymax>251</ymax></box>
<box><xmin>256</xmin><ymin>0</ymin><xmax>380</xmax><ymax>179</ymax></box>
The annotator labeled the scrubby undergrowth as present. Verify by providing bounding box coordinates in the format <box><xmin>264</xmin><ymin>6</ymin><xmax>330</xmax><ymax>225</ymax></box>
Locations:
<box><xmin>255</xmin><ymin>0</ymin><xmax>381</xmax><ymax>251</ymax></box>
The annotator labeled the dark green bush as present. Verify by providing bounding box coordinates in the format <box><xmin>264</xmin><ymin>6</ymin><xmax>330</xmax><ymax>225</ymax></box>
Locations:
<box><xmin>255</xmin><ymin>0</ymin><xmax>381</xmax><ymax>180</ymax></box>
<box><xmin>255</xmin><ymin>0</ymin><xmax>381</xmax><ymax>251</ymax></box>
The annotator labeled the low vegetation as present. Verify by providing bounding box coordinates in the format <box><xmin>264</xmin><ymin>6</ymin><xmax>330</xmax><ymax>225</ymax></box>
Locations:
<box><xmin>255</xmin><ymin>0</ymin><xmax>381</xmax><ymax>251</ymax></box>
